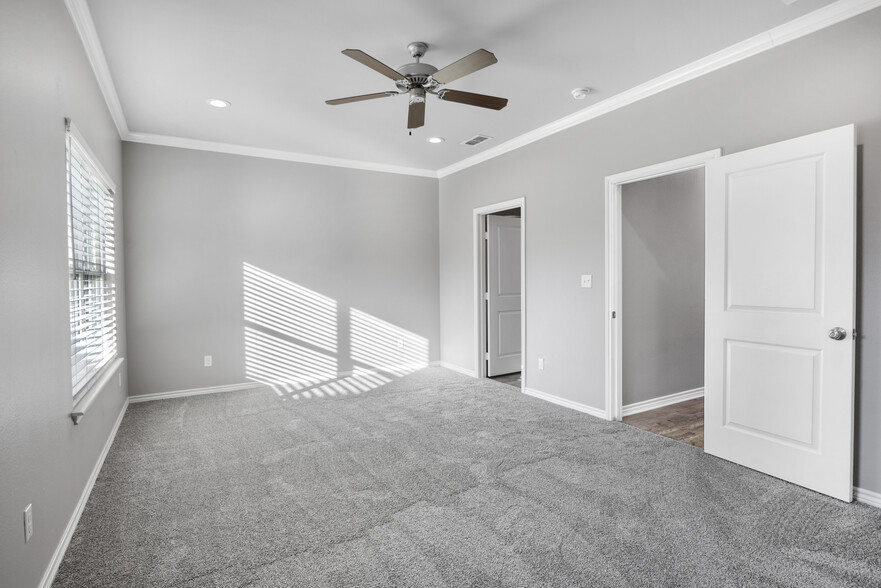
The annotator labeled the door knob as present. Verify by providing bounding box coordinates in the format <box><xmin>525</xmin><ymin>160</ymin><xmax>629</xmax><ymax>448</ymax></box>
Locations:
<box><xmin>828</xmin><ymin>327</ymin><xmax>847</xmax><ymax>341</ymax></box>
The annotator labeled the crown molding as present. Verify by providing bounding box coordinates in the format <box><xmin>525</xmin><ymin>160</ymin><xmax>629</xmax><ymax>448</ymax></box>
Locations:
<box><xmin>64</xmin><ymin>0</ymin><xmax>129</xmax><ymax>138</ymax></box>
<box><xmin>124</xmin><ymin>132</ymin><xmax>439</xmax><ymax>178</ymax></box>
<box><xmin>436</xmin><ymin>0</ymin><xmax>881</xmax><ymax>178</ymax></box>
<box><xmin>67</xmin><ymin>0</ymin><xmax>880</xmax><ymax>179</ymax></box>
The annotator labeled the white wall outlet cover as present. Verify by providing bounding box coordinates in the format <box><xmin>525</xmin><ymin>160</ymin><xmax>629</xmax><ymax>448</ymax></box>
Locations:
<box><xmin>204</xmin><ymin>355</ymin><xmax>213</xmax><ymax>367</ymax></box>
<box><xmin>581</xmin><ymin>274</ymin><xmax>592</xmax><ymax>288</ymax></box>
<box><xmin>538</xmin><ymin>358</ymin><xmax>545</xmax><ymax>370</ymax></box>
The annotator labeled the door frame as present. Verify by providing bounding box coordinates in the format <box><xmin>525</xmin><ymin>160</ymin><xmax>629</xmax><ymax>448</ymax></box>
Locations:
<box><xmin>474</xmin><ymin>198</ymin><xmax>526</xmax><ymax>387</ymax></box>
<box><xmin>604</xmin><ymin>150</ymin><xmax>720</xmax><ymax>421</ymax></box>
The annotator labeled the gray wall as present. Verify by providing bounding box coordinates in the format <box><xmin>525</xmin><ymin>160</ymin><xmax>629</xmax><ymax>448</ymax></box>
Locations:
<box><xmin>122</xmin><ymin>143</ymin><xmax>440</xmax><ymax>397</ymax></box>
<box><xmin>622</xmin><ymin>170</ymin><xmax>705</xmax><ymax>406</ymax></box>
<box><xmin>0</xmin><ymin>1</ymin><xmax>128</xmax><ymax>586</ymax></box>
<box><xmin>438</xmin><ymin>9</ymin><xmax>881</xmax><ymax>494</ymax></box>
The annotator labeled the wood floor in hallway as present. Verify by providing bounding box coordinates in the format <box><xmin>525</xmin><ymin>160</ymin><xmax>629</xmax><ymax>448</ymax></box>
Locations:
<box><xmin>623</xmin><ymin>397</ymin><xmax>705</xmax><ymax>449</ymax></box>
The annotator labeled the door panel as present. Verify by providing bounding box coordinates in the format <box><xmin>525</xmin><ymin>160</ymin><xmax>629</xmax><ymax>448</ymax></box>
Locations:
<box><xmin>726</xmin><ymin>157</ymin><xmax>821</xmax><ymax>311</ymax></box>
<box><xmin>705</xmin><ymin>124</ymin><xmax>855</xmax><ymax>501</ymax></box>
<box><xmin>487</xmin><ymin>215</ymin><xmax>521</xmax><ymax>376</ymax></box>
<box><xmin>725</xmin><ymin>340</ymin><xmax>819</xmax><ymax>447</ymax></box>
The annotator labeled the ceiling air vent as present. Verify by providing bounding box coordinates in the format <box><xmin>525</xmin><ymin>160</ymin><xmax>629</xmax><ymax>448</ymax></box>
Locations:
<box><xmin>462</xmin><ymin>134</ymin><xmax>493</xmax><ymax>146</ymax></box>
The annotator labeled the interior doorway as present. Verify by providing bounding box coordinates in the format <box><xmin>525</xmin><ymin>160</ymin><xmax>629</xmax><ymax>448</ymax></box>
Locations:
<box><xmin>474</xmin><ymin>198</ymin><xmax>525</xmax><ymax>390</ymax></box>
<box><xmin>605</xmin><ymin>127</ymin><xmax>856</xmax><ymax>501</ymax></box>
<box><xmin>604</xmin><ymin>150</ymin><xmax>720</xmax><ymax>438</ymax></box>
<box><xmin>619</xmin><ymin>168</ymin><xmax>706</xmax><ymax>446</ymax></box>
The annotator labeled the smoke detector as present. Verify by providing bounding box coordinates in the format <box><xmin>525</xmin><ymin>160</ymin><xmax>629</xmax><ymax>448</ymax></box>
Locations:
<box><xmin>571</xmin><ymin>87</ymin><xmax>592</xmax><ymax>100</ymax></box>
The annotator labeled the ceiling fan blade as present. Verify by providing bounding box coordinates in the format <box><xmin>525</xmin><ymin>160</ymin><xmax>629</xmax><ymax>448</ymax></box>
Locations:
<box><xmin>408</xmin><ymin>98</ymin><xmax>425</xmax><ymax>129</ymax></box>
<box><xmin>325</xmin><ymin>91</ymin><xmax>398</xmax><ymax>105</ymax></box>
<box><xmin>431</xmin><ymin>49</ymin><xmax>497</xmax><ymax>84</ymax></box>
<box><xmin>342</xmin><ymin>49</ymin><xmax>407</xmax><ymax>82</ymax></box>
<box><xmin>438</xmin><ymin>89</ymin><xmax>508</xmax><ymax>110</ymax></box>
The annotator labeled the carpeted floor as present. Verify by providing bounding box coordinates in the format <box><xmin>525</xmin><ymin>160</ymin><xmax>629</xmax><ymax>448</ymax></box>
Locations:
<box><xmin>54</xmin><ymin>367</ymin><xmax>881</xmax><ymax>587</ymax></box>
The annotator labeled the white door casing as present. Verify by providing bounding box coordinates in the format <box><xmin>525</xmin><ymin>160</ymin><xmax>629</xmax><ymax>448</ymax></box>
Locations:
<box><xmin>486</xmin><ymin>215</ymin><xmax>522</xmax><ymax>376</ymax></box>
<box><xmin>704</xmin><ymin>124</ymin><xmax>856</xmax><ymax>502</ymax></box>
<box><xmin>605</xmin><ymin>150</ymin><xmax>721</xmax><ymax>421</ymax></box>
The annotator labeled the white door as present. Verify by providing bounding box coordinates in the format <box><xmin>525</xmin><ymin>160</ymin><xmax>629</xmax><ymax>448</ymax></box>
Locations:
<box><xmin>487</xmin><ymin>215</ymin><xmax>521</xmax><ymax>376</ymax></box>
<box><xmin>704</xmin><ymin>124</ymin><xmax>855</xmax><ymax>501</ymax></box>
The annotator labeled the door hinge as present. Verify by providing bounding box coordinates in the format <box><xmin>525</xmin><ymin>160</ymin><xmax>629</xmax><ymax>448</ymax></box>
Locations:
<box><xmin>612</xmin><ymin>311</ymin><xmax>616</xmax><ymax>319</ymax></box>
<box><xmin>484</xmin><ymin>352</ymin><xmax>490</xmax><ymax>360</ymax></box>
<box><xmin>484</xmin><ymin>231</ymin><xmax>489</xmax><ymax>240</ymax></box>
<box><xmin>484</xmin><ymin>292</ymin><xmax>489</xmax><ymax>301</ymax></box>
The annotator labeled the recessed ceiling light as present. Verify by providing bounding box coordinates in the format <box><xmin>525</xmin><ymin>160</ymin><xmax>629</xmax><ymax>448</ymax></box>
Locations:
<box><xmin>571</xmin><ymin>88</ymin><xmax>592</xmax><ymax>100</ymax></box>
<box><xmin>427</xmin><ymin>137</ymin><xmax>445</xmax><ymax>144</ymax></box>
<box><xmin>207</xmin><ymin>99</ymin><xmax>230</xmax><ymax>108</ymax></box>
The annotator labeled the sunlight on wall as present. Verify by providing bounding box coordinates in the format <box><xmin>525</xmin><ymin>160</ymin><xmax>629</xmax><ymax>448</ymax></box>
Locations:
<box><xmin>351</xmin><ymin>308</ymin><xmax>429</xmax><ymax>376</ymax></box>
<box><xmin>243</xmin><ymin>263</ymin><xmax>336</xmax><ymax>352</ymax></box>
<box><xmin>244</xmin><ymin>326</ymin><xmax>336</xmax><ymax>392</ymax></box>
<box><xmin>243</xmin><ymin>263</ymin><xmax>429</xmax><ymax>400</ymax></box>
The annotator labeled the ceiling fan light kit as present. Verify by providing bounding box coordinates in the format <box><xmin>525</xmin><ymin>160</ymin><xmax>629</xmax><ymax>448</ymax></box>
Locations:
<box><xmin>326</xmin><ymin>42</ymin><xmax>508</xmax><ymax>130</ymax></box>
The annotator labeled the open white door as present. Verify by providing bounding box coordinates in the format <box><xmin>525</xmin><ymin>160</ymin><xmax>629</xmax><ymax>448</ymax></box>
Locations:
<box><xmin>705</xmin><ymin>124</ymin><xmax>855</xmax><ymax>501</ymax></box>
<box><xmin>486</xmin><ymin>215</ymin><xmax>521</xmax><ymax>376</ymax></box>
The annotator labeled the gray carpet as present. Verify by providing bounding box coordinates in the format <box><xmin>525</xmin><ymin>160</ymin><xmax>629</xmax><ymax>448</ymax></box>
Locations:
<box><xmin>54</xmin><ymin>367</ymin><xmax>881</xmax><ymax>587</ymax></box>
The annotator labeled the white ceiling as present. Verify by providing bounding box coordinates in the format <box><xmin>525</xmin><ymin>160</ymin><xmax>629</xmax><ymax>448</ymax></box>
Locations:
<box><xmin>83</xmin><ymin>0</ymin><xmax>840</xmax><ymax>174</ymax></box>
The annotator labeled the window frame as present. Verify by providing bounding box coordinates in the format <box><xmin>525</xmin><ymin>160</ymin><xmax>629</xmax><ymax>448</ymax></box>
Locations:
<box><xmin>66</xmin><ymin>119</ymin><xmax>118</xmax><ymax>402</ymax></box>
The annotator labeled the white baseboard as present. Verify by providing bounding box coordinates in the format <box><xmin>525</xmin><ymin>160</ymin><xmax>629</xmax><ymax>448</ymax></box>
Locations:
<box><xmin>622</xmin><ymin>387</ymin><xmax>705</xmax><ymax>417</ymax></box>
<box><xmin>128</xmin><ymin>365</ymin><xmax>444</xmax><ymax>403</ymax></box>
<box><xmin>128</xmin><ymin>382</ymin><xmax>259</xmax><ymax>404</ymax></box>
<box><xmin>854</xmin><ymin>486</ymin><xmax>881</xmax><ymax>508</ymax></box>
<box><xmin>437</xmin><ymin>361</ymin><xmax>478</xmax><ymax>378</ymax></box>
<box><xmin>41</xmin><ymin>397</ymin><xmax>129</xmax><ymax>588</ymax></box>
<box><xmin>523</xmin><ymin>387</ymin><xmax>607</xmax><ymax>420</ymax></box>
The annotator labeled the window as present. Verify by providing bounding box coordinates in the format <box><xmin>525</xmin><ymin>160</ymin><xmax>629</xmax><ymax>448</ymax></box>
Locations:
<box><xmin>66</xmin><ymin>120</ymin><xmax>117</xmax><ymax>397</ymax></box>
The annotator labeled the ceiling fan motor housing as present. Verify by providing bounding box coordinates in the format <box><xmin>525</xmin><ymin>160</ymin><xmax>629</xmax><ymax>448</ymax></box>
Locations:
<box><xmin>395</xmin><ymin>62</ymin><xmax>439</xmax><ymax>91</ymax></box>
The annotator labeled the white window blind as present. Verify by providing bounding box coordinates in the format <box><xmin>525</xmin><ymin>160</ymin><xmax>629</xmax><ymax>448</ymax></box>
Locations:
<box><xmin>66</xmin><ymin>120</ymin><xmax>117</xmax><ymax>397</ymax></box>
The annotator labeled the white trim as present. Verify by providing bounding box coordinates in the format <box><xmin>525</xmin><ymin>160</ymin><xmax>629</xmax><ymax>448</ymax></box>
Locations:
<box><xmin>128</xmin><ymin>382</ymin><xmax>258</xmax><ymax>404</ymax></box>
<box><xmin>71</xmin><ymin>357</ymin><xmax>125</xmax><ymax>425</ymax></box>
<box><xmin>605</xmin><ymin>150</ymin><xmax>721</xmax><ymax>422</ymax></box>
<box><xmin>63</xmin><ymin>0</ymin><xmax>129</xmax><ymax>138</ymax></box>
<box><xmin>605</xmin><ymin>150</ymin><xmax>722</xmax><ymax>186</ymax></box>
<box><xmin>67</xmin><ymin>0</ymin><xmax>880</xmax><ymax>178</ymax></box>
<box><xmin>66</xmin><ymin>120</ymin><xmax>117</xmax><ymax>193</ymax></box>
<box><xmin>124</xmin><ymin>133</ymin><xmax>439</xmax><ymax>179</ymax></box>
<box><xmin>854</xmin><ymin>487</ymin><xmax>881</xmax><ymax>508</ymax></box>
<box><xmin>437</xmin><ymin>362</ymin><xmax>479</xmax><ymax>378</ymax></box>
<box><xmin>473</xmin><ymin>198</ymin><xmax>526</xmax><ymax>388</ymax></box>
<box><xmin>523</xmin><ymin>387</ymin><xmax>607</xmax><ymax>420</ymax></box>
<box><xmin>622</xmin><ymin>387</ymin><xmax>705</xmax><ymax>417</ymax></box>
<box><xmin>436</xmin><ymin>0</ymin><xmax>881</xmax><ymax>178</ymax></box>
<box><xmin>40</xmin><ymin>397</ymin><xmax>129</xmax><ymax>588</ymax></box>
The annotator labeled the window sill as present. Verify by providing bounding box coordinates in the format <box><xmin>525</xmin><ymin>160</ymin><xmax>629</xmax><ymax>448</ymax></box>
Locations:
<box><xmin>71</xmin><ymin>357</ymin><xmax>125</xmax><ymax>425</ymax></box>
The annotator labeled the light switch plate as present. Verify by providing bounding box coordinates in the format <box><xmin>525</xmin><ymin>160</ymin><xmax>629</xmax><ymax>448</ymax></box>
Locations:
<box><xmin>581</xmin><ymin>274</ymin><xmax>592</xmax><ymax>288</ymax></box>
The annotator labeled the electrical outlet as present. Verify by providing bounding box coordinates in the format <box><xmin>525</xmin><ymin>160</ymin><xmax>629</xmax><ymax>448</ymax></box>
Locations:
<box><xmin>23</xmin><ymin>504</ymin><xmax>33</xmax><ymax>543</ymax></box>
<box><xmin>204</xmin><ymin>355</ymin><xmax>212</xmax><ymax>367</ymax></box>
<box><xmin>538</xmin><ymin>358</ymin><xmax>544</xmax><ymax>370</ymax></box>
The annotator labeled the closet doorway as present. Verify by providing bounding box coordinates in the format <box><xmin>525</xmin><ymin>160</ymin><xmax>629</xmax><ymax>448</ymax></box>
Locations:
<box><xmin>474</xmin><ymin>198</ymin><xmax>525</xmax><ymax>390</ymax></box>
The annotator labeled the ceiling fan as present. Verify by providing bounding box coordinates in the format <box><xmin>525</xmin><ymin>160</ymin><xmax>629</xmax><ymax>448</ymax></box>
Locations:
<box><xmin>326</xmin><ymin>42</ymin><xmax>508</xmax><ymax>130</ymax></box>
